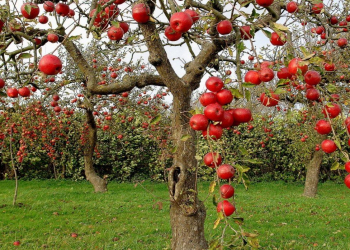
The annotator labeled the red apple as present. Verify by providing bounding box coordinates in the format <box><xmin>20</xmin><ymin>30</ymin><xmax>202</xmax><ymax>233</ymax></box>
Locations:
<box><xmin>286</xmin><ymin>1</ymin><xmax>298</xmax><ymax>13</ymax></box>
<box><xmin>345</xmin><ymin>162</ymin><xmax>350</xmax><ymax>173</ymax></box>
<box><xmin>260</xmin><ymin>92</ymin><xmax>279</xmax><ymax>107</ymax></box>
<box><xmin>54</xmin><ymin>106</ymin><xmax>61</xmax><ymax>113</ymax></box>
<box><xmin>114</xmin><ymin>0</ymin><xmax>126</xmax><ymax>4</ymax></box>
<box><xmin>217</xmin><ymin>164</ymin><xmax>235</xmax><ymax>179</ymax></box>
<box><xmin>55</xmin><ymin>3</ymin><xmax>70</xmax><ymax>16</ymax></box>
<box><xmin>337</xmin><ymin>38</ymin><xmax>348</xmax><ymax>48</ymax></box>
<box><xmin>47</xmin><ymin>33</ymin><xmax>59</xmax><ymax>43</ymax></box>
<box><xmin>304</xmin><ymin>70</ymin><xmax>321</xmax><ymax>85</ymax></box>
<box><xmin>288</xmin><ymin>58</ymin><xmax>308</xmax><ymax>75</ymax></box>
<box><xmin>132</xmin><ymin>3</ymin><xmax>150</xmax><ymax>23</ymax></box>
<box><xmin>217</xmin><ymin>200</ymin><xmax>235</xmax><ymax>216</ymax></box>
<box><xmin>7</xmin><ymin>88</ymin><xmax>18</xmax><ymax>98</ymax></box>
<box><xmin>256</xmin><ymin>0</ymin><xmax>274</xmax><ymax>7</ymax></box>
<box><xmin>119</xmin><ymin>22</ymin><xmax>129</xmax><ymax>33</ymax></box>
<box><xmin>312</xmin><ymin>3</ymin><xmax>324</xmax><ymax>14</ymax></box>
<box><xmin>21</xmin><ymin>3</ymin><xmax>40</xmax><ymax>19</ymax></box>
<box><xmin>52</xmin><ymin>94</ymin><xmax>60</xmax><ymax>101</ymax></box>
<box><xmin>205</xmin><ymin>77</ymin><xmax>223</xmax><ymax>92</ymax></box>
<box><xmin>324</xmin><ymin>63</ymin><xmax>335</xmax><ymax>71</ymax></box>
<box><xmin>315</xmin><ymin>120</ymin><xmax>331</xmax><ymax>135</ymax></box>
<box><xmin>204</xmin><ymin>103</ymin><xmax>224</xmax><ymax>121</ymax></box>
<box><xmin>330</xmin><ymin>16</ymin><xmax>338</xmax><ymax>24</ymax></box>
<box><xmin>230</xmin><ymin>108</ymin><xmax>252</xmax><ymax>123</ymax></box>
<box><xmin>321</xmin><ymin>139</ymin><xmax>337</xmax><ymax>153</ymax></box>
<box><xmin>43</xmin><ymin>1</ymin><xmax>55</xmax><ymax>12</ymax></box>
<box><xmin>221</xmin><ymin>111</ymin><xmax>234</xmax><ymax>128</ymax></box>
<box><xmin>190</xmin><ymin>114</ymin><xmax>208</xmax><ymax>131</ymax></box>
<box><xmin>199</xmin><ymin>92</ymin><xmax>217</xmax><ymax>107</ymax></box>
<box><xmin>217</xmin><ymin>20</ymin><xmax>232</xmax><ymax>35</ymax></box>
<box><xmin>184</xmin><ymin>9</ymin><xmax>200</xmax><ymax>23</ymax></box>
<box><xmin>258</xmin><ymin>67</ymin><xmax>274</xmax><ymax>82</ymax></box>
<box><xmin>18</xmin><ymin>87</ymin><xmax>31</xmax><ymax>97</ymax></box>
<box><xmin>170</xmin><ymin>12</ymin><xmax>193</xmax><ymax>33</ymax></box>
<box><xmin>240</xmin><ymin>26</ymin><xmax>252</xmax><ymax>40</ymax></box>
<box><xmin>305</xmin><ymin>88</ymin><xmax>320</xmax><ymax>100</ymax></box>
<box><xmin>204</xmin><ymin>152</ymin><xmax>222</xmax><ymax>168</ymax></box>
<box><xmin>244</xmin><ymin>70</ymin><xmax>261</xmax><ymax>85</ymax></box>
<box><xmin>345</xmin><ymin>175</ymin><xmax>350</xmax><ymax>189</ymax></box>
<box><xmin>270</xmin><ymin>32</ymin><xmax>286</xmax><ymax>46</ymax></box>
<box><xmin>164</xmin><ymin>26</ymin><xmax>182</xmax><ymax>41</ymax></box>
<box><xmin>216</xmin><ymin>89</ymin><xmax>233</xmax><ymax>105</ymax></box>
<box><xmin>202</xmin><ymin>124</ymin><xmax>223</xmax><ymax>140</ymax></box>
<box><xmin>220</xmin><ymin>184</ymin><xmax>234</xmax><ymax>199</ymax></box>
<box><xmin>107</xmin><ymin>26</ymin><xmax>124</xmax><ymax>40</ymax></box>
<box><xmin>39</xmin><ymin>55</ymin><xmax>62</xmax><ymax>75</ymax></box>
<box><xmin>39</xmin><ymin>15</ymin><xmax>49</xmax><ymax>24</ymax></box>
<box><xmin>0</xmin><ymin>78</ymin><xmax>5</xmax><ymax>88</ymax></box>
<box><xmin>322</xmin><ymin>103</ymin><xmax>341</xmax><ymax>119</ymax></box>
<box><xmin>277</xmin><ymin>67</ymin><xmax>292</xmax><ymax>79</ymax></box>
<box><xmin>13</xmin><ymin>241</ymin><xmax>20</xmax><ymax>246</ymax></box>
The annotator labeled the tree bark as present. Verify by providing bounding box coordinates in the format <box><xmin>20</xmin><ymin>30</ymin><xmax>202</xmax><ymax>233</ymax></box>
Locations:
<box><xmin>84</xmin><ymin>109</ymin><xmax>107</xmax><ymax>193</ymax></box>
<box><xmin>303</xmin><ymin>149</ymin><xmax>324</xmax><ymax>198</ymax></box>
<box><xmin>168</xmin><ymin>90</ymin><xmax>208</xmax><ymax>250</ymax></box>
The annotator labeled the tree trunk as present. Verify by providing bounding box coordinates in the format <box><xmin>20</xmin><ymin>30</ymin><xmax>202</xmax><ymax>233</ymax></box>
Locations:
<box><xmin>303</xmin><ymin>149</ymin><xmax>323</xmax><ymax>198</ymax></box>
<box><xmin>84</xmin><ymin>109</ymin><xmax>107</xmax><ymax>193</ymax></box>
<box><xmin>168</xmin><ymin>90</ymin><xmax>208</xmax><ymax>250</ymax></box>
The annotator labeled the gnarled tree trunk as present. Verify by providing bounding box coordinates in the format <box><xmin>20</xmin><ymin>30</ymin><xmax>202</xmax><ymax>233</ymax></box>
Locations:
<box><xmin>303</xmin><ymin>149</ymin><xmax>324</xmax><ymax>197</ymax></box>
<box><xmin>168</xmin><ymin>90</ymin><xmax>208</xmax><ymax>250</ymax></box>
<box><xmin>84</xmin><ymin>109</ymin><xmax>107</xmax><ymax>193</ymax></box>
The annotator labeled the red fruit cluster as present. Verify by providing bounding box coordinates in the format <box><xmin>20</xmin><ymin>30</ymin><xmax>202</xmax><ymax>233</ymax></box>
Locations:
<box><xmin>190</xmin><ymin>76</ymin><xmax>252</xmax><ymax>139</ymax></box>
<box><xmin>164</xmin><ymin>10</ymin><xmax>199</xmax><ymax>41</ymax></box>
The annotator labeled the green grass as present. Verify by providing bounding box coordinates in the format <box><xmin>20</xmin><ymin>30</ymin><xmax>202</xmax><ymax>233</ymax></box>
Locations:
<box><xmin>0</xmin><ymin>180</ymin><xmax>349</xmax><ymax>249</ymax></box>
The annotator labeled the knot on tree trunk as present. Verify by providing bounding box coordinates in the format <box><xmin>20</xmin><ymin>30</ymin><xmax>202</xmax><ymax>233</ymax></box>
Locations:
<box><xmin>149</xmin><ymin>55</ymin><xmax>163</xmax><ymax>66</ymax></box>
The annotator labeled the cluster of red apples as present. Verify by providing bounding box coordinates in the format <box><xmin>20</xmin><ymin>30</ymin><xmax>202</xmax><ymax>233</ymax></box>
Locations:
<box><xmin>132</xmin><ymin>3</ymin><xmax>199</xmax><ymax>42</ymax></box>
<box><xmin>2</xmin><ymin>54</ymin><xmax>62</xmax><ymax>99</ymax></box>
<box><xmin>189</xmin><ymin>76</ymin><xmax>253</xmax><ymax>216</ymax></box>
<box><xmin>89</xmin><ymin>0</ymin><xmax>130</xmax><ymax>41</ymax></box>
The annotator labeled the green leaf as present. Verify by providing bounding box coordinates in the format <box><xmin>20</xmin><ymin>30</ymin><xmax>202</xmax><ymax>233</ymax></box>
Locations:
<box><xmin>245</xmin><ymin>89</ymin><xmax>251</xmax><ymax>101</ymax></box>
<box><xmin>300</xmin><ymin>46</ymin><xmax>308</xmax><ymax>57</ymax></box>
<box><xmin>230</xmin><ymin>88</ymin><xmax>244</xmax><ymax>98</ymax></box>
<box><xmin>274</xmin><ymin>88</ymin><xmax>287</xmax><ymax>95</ymax></box>
<box><xmin>111</xmin><ymin>21</ymin><xmax>120</xmax><ymax>28</ymax></box>
<box><xmin>330</xmin><ymin>161</ymin><xmax>340</xmax><ymax>171</ymax></box>
<box><xmin>241</xmin><ymin>159</ymin><xmax>263</xmax><ymax>164</ymax></box>
<box><xmin>326</xmin><ymin>84</ymin><xmax>337</xmax><ymax>93</ymax></box>
<box><xmin>150</xmin><ymin>114</ymin><xmax>161</xmax><ymax>125</ymax></box>
<box><xmin>68</xmin><ymin>35</ymin><xmax>82</xmax><ymax>41</ymax></box>
<box><xmin>170</xmin><ymin>146</ymin><xmax>177</xmax><ymax>154</ymax></box>
<box><xmin>239</xmin><ymin>146</ymin><xmax>248</xmax><ymax>155</ymax></box>
<box><xmin>24</xmin><ymin>4</ymin><xmax>32</xmax><ymax>15</ymax></box>
<box><xmin>0</xmin><ymin>91</ymin><xmax>6</xmax><ymax>97</ymax></box>
<box><xmin>17</xmin><ymin>53</ymin><xmax>32</xmax><ymax>60</ymax></box>
<box><xmin>242</xmin><ymin>82</ymin><xmax>257</xmax><ymax>88</ymax></box>
<box><xmin>224</xmin><ymin>78</ymin><xmax>232</xmax><ymax>85</ymax></box>
<box><xmin>237</xmin><ymin>41</ymin><xmax>246</xmax><ymax>54</ymax></box>
<box><xmin>212</xmin><ymin>194</ymin><xmax>218</xmax><ymax>206</ymax></box>
<box><xmin>261</xmin><ymin>29</ymin><xmax>272</xmax><ymax>39</ymax></box>
<box><xmin>180</xmin><ymin>135</ymin><xmax>192</xmax><ymax>141</ymax></box>
<box><xmin>272</xmin><ymin>22</ymin><xmax>289</xmax><ymax>31</ymax></box>
<box><xmin>334</xmin><ymin>140</ymin><xmax>342</xmax><ymax>150</ymax></box>
<box><xmin>276</xmin><ymin>78</ymin><xmax>290</xmax><ymax>87</ymax></box>
<box><xmin>309</xmin><ymin>56</ymin><xmax>324</xmax><ymax>64</ymax></box>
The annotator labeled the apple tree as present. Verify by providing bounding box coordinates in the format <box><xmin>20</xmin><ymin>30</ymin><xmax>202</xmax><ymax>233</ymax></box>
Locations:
<box><xmin>1</xmin><ymin>0</ymin><xmax>350</xmax><ymax>248</ymax></box>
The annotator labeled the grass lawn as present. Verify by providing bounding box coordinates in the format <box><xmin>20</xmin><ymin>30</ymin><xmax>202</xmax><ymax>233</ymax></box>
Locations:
<box><xmin>0</xmin><ymin>180</ymin><xmax>349</xmax><ymax>249</ymax></box>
